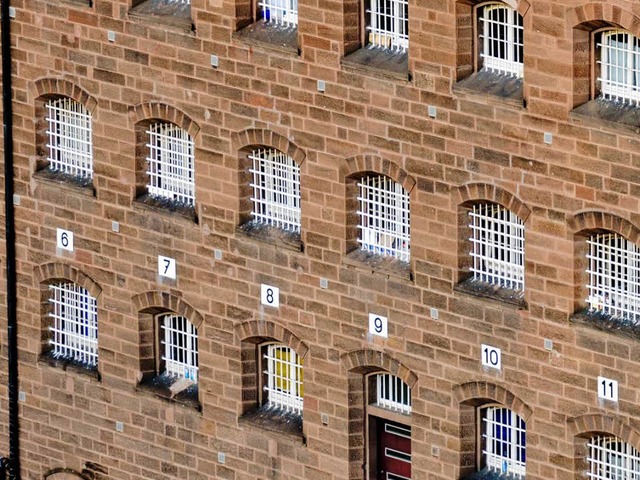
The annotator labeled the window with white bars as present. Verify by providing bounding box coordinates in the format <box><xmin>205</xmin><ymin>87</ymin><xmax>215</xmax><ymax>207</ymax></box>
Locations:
<box><xmin>374</xmin><ymin>373</ymin><xmax>411</xmax><ymax>415</ymax></box>
<box><xmin>586</xmin><ymin>232</ymin><xmax>640</xmax><ymax>323</ymax></box>
<box><xmin>258</xmin><ymin>0</ymin><xmax>297</xmax><ymax>26</ymax></box>
<box><xmin>479</xmin><ymin>3</ymin><xmax>524</xmax><ymax>78</ymax></box>
<box><xmin>146</xmin><ymin>122</ymin><xmax>195</xmax><ymax>206</ymax></box>
<box><xmin>249</xmin><ymin>148</ymin><xmax>301</xmax><ymax>232</ymax></box>
<box><xmin>161</xmin><ymin>314</ymin><xmax>198</xmax><ymax>382</ymax></box>
<box><xmin>48</xmin><ymin>282</ymin><xmax>98</xmax><ymax>367</ymax></box>
<box><xmin>358</xmin><ymin>175</ymin><xmax>410</xmax><ymax>262</ymax></box>
<box><xmin>469</xmin><ymin>203</ymin><xmax>525</xmax><ymax>291</ymax></box>
<box><xmin>46</xmin><ymin>98</ymin><xmax>93</xmax><ymax>179</ymax></box>
<box><xmin>481</xmin><ymin>406</ymin><xmax>526</xmax><ymax>478</ymax></box>
<box><xmin>366</xmin><ymin>0</ymin><xmax>408</xmax><ymax>51</ymax></box>
<box><xmin>262</xmin><ymin>344</ymin><xmax>303</xmax><ymax>415</ymax></box>
<box><xmin>598</xmin><ymin>30</ymin><xmax>640</xmax><ymax>105</ymax></box>
<box><xmin>587</xmin><ymin>436</ymin><xmax>640</xmax><ymax>480</ymax></box>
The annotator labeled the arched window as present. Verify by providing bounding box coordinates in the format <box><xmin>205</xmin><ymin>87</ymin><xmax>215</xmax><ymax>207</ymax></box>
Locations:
<box><xmin>262</xmin><ymin>343</ymin><xmax>303</xmax><ymax>414</ymax></box>
<box><xmin>598</xmin><ymin>30</ymin><xmax>640</xmax><ymax>105</ymax></box>
<box><xmin>478</xmin><ymin>3</ymin><xmax>524</xmax><ymax>77</ymax></box>
<box><xmin>160</xmin><ymin>314</ymin><xmax>198</xmax><ymax>382</ymax></box>
<box><xmin>481</xmin><ymin>406</ymin><xmax>526</xmax><ymax>477</ymax></box>
<box><xmin>587</xmin><ymin>436</ymin><xmax>640</xmax><ymax>479</ymax></box>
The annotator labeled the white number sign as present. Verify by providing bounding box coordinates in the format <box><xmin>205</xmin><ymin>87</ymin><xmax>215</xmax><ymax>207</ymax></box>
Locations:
<box><xmin>481</xmin><ymin>344</ymin><xmax>501</xmax><ymax>370</ymax></box>
<box><xmin>598</xmin><ymin>376</ymin><xmax>618</xmax><ymax>402</ymax></box>
<box><xmin>261</xmin><ymin>284</ymin><xmax>279</xmax><ymax>308</ymax></box>
<box><xmin>368</xmin><ymin>314</ymin><xmax>388</xmax><ymax>338</ymax></box>
<box><xmin>56</xmin><ymin>228</ymin><xmax>74</xmax><ymax>252</ymax></box>
<box><xmin>158</xmin><ymin>256</ymin><xmax>176</xmax><ymax>279</ymax></box>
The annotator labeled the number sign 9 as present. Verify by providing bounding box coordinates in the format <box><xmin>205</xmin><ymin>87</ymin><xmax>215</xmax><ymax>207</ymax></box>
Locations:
<box><xmin>368</xmin><ymin>313</ymin><xmax>388</xmax><ymax>338</ymax></box>
<box><xmin>261</xmin><ymin>284</ymin><xmax>279</xmax><ymax>308</ymax></box>
<box><xmin>158</xmin><ymin>255</ymin><xmax>176</xmax><ymax>280</ymax></box>
<box><xmin>597</xmin><ymin>376</ymin><xmax>618</xmax><ymax>402</ymax></box>
<box><xmin>56</xmin><ymin>228</ymin><xmax>74</xmax><ymax>252</ymax></box>
<box><xmin>481</xmin><ymin>344</ymin><xmax>501</xmax><ymax>370</ymax></box>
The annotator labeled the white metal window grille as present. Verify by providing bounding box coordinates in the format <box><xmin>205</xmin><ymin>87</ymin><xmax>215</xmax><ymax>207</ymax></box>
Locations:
<box><xmin>161</xmin><ymin>314</ymin><xmax>198</xmax><ymax>382</ymax></box>
<box><xmin>249</xmin><ymin>148</ymin><xmax>301</xmax><ymax>232</ymax></box>
<box><xmin>366</xmin><ymin>0</ymin><xmax>408</xmax><ymax>51</ymax></box>
<box><xmin>599</xmin><ymin>30</ymin><xmax>640</xmax><ymax>105</ymax></box>
<box><xmin>263</xmin><ymin>344</ymin><xmax>303</xmax><ymax>415</ymax></box>
<box><xmin>479</xmin><ymin>4</ymin><xmax>524</xmax><ymax>78</ymax></box>
<box><xmin>258</xmin><ymin>0</ymin><xmax>297</xmax><ymax>26</ymax></box>
<box><xmin>469</xmin><ymin>203</ymin><xmax>524</xmax><ymax>291</ymax></box>
<box><xmin>46</xmin><ymin>98</ymin><xmax>93</xmax><ymax>179</ymax></box>
<box><xmin>587</xmin><ymin>436</ymin><xmax>640</xmax><ymax>480</ymax></box>
<box><xmin>146</xmin><ymin>122</ymin><xmax>195</xmax><ymax>206</ymax></box>
<box><xmin>375</xmin><ymin>373</ymin><xmax>412</xmax><ymax>415</ymax></box>
<box><xmin>482</xmin><ymin>406</ymin><xmax>526</xmax><ymax>478</ymax></box>
<box><xmin>586</xmin><ymin>232</ymin><xmax>640</xmax><ymax>323</ymax></box>
<box><xmin>358</xmin><ymin>175</ymin><xmax>410</xmax><ymax>262</ymax></box>
<box><xmin>48</xmin><ymin>282</ymin><xmax>98</xmax><ymax>366</ymax></box>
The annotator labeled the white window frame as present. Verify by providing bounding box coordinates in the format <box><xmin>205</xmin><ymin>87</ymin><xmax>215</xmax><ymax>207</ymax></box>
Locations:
<box><xmin>146</xmin><ymin>122</ymin><xmax>195</xmax><ymax>206</ymax></box>
<box><xmin>262</xmin><ymin>344</ymin><xmax>303</xmax><ymax>415</ymax></box>
<box><xmin>469</xmin><ymin>203</ymin><xmax>525</xmax><ymax>291</ymax></box>
<box><xmin>48</xmin><ymin>282</ymin><xmax>98</xmax><ymax>366</ymax></box>
<box><xmin>46</xmin><ymin>97</ymin><xmax>93</xmax><ymax>179</ymax></box>
<box><xmin>249</xmin><ymin>148</ymin><xmax>301</xmax><ymax>232</ymax></box>
<box><xmin>366</xmin><ymin>0</ymin><xmax>408</xmax><ymax>51</ymax></box>
<box><xmin>587</xmin><ymin>436</ymin><xmax>640</xmax><ymax>480</ymax></box>
<box><xmin>357</xmin><ymin>175</ymin><xmax>410</xmax><ymax>262</ymax></box>
<box><xmin>481</xmin><ymin>406</ymin><xmax>526</xmax><ymax>478</ymax></box>
<box><xmin>586</xmin><ymin>232</ymin><xmax>640</xmax><ymax>323</ymax></box>
<box><xmin>258</xmin><ymin>0</ymin><xmax>297</xmax><ymax>26</ymax></box>
<box><xmin>598</xmin><ymin>30</ymin><xmax>640</xmax><ymax>105</ymax></box>
<box><xmin>161</xmin><ymin>314</ymin><xmax>198</xmax><ymax>382</ymax></box>
<box><xmin>479</xmin><ymin>3</ymin><xmax>524</xmax><ymax>78</ymax></box>
<box><xmin>375</xmin><ymin>373</ymin><xmax>411</xmax><ymax>415</ymax></box>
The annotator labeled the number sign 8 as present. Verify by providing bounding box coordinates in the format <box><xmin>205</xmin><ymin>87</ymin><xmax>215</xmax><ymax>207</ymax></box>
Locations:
<box><xmin>56</xmin><ymin>228</ymin><xmax>74</xmax><ymax>252</ymax></box>
<box><xmin>368</xmin><ymin>313</ymin><xmax>388</xmax><ymax>338</ymax></box>
<box><xmin>261</xmin><ymin>284</ymin><xmax>280</xmax><ymax>308</ymax></box>
<box><xmin>158</xmin><ymin>256</ymin><xmax>176</xmax><ymax>279</ymax></box>
<box><xmin>481</xmin><ymin>344</ymin><xmax>501</xmax><ymax>370</ymax></box>
<box><xmin>597</xmin><ymin>376</ymin><xmax>618</xmax><ymax>402</ymax></box>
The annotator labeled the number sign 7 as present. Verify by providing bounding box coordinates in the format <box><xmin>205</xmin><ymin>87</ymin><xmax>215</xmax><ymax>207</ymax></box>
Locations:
<box><xmin>158</xmin><ymin>256</ymin><xmax>176</xmax><ymax>279</ymax></box>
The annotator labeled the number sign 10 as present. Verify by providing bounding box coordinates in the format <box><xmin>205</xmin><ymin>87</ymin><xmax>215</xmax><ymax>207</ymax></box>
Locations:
<box><xmin>56</xmin><ymin>228</ymin><xmax>74</xmax><ymax>252</ymax></box>
<box><xmin>597</xmin><ymin>376</ymin><xmax>618</xmax><ymax>402</ymax></box>
<box><xmin>261</xmin><ymin>284</ymin><xmax>280</xmax><ymax>308</ymax></box>
<box><xmin>158</xmin><ymin>255</ymin><xmax>176</xmax><ymax>279</ymax></box>
<box><xmin>368</xmin><ymin>314</ymin><xmax>388</xmax><ymax>338</ymax></box>
<box><xmin>481</xmin><ymin>344</ymin><xmax>501</xmax><ymax>370</ymax></box>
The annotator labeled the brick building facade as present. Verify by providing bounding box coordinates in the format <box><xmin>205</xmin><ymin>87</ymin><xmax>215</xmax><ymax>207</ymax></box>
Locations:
<box><xmin>2</xmin><ymin>0</ymin><xmax>640</xmax><ymax>479</ymax></box>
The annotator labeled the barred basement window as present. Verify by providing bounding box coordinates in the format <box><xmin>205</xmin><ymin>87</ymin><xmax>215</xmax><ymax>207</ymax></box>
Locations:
<box><xmin>147</xmin><ymin>122</ymin><xmax>195</xmax><ymax>206</ymax></box>
<box><xmin>161</xmin><ymin>314</ymin><xmax>198</xmax><ymax>382</ymax></box>
<box><xmin>587</xmin><ymin>436</ymin><xmax>640</xmax><ymax>480</ymax></box>
<box><xmin>598</xmin><ymin>30</ymin><xmax>640</xmax><ymax>105</ymax></box>
<box><xmin>365</xmin><ymin>0</ymin><xmax>408</xmax><ymax>50</ymax></box>
<box><xmin>586</xmin><ymin>232</ymin><xmax>640</xmax><ymax>323</ymax></box>
<box><xmin>358</xmin><ymin>175</ymin><xmax>410</xmax><ymax>262</ymax></box>
<box><xmin>375</xmin><ymin>373</ymin><xmax>412</xmax><ymax>415</ymax></box>
<box><xmin>250</xmin><ymin>148</ymin><xmax>301</xmax><ymax>232</ymax></box>
<box><xmin>262</xmin><ymin>344</ymin><xmax>303</xmax><ymax>415</ymax></box>
<box><xmin>258</xmin><ymin>0</ymin><xmax>297</xmax><ymax>26</ymax></box>
<box><xmin>481</xmin><ymin>406</ymin><xmax>526</xmax><ymax>478</ymax></box>
<box><xmin>46</xmin><ymin>98</ymin><xmax>93</xmax><ymax>179</ymax></box>
<box><xmin>469</xmin><ymin>203</ymin><xmax>524</xmax><ymax>291</ymax></box>
<box><xmin>478</xmin><ymin>3</ymin><xmax>523</xmax><ymax>77</ymax></box>
<box><xmin>48</xmin><ymin>282</ymin><xmax>98</xmax><ymax>367</ymax></box>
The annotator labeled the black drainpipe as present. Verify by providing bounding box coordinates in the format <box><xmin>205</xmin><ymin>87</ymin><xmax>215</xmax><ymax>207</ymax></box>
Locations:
<box><xmin>1</xmin><ymin>0</ymin><xmax>21</xmax><ymax>476</ymax></box>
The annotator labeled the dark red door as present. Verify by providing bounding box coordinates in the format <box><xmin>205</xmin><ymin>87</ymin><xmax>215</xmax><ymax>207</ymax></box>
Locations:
<box><xmin>376</xmin><ymin>418</ymin><xmax>411</xmax><ymax>480</ymax></box>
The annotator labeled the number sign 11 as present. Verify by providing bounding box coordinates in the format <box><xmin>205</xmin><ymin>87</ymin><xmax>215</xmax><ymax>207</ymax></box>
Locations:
<box><xmin>597</xmin><ymin>376</ymin><xmax>618</xmax><ymax>402</ymax></box>
<box><xmin>481</xmin><ymin>344</ymin><xmax>501</xmax><ymax>370</ymax></box>
<box><xmin>368</xmin><ymin>314</ymin><xmax>388</xmax><ymax>338</ymax></box>
<box><xmin>261</xmin><ymin>284</ymin><xmax>280</xmax><ymax>308</ymax></box>
<box><xmin>56</xmin><ymin>228</ymin><xmax>74</xmax><ymax>252</ymax></box>
<box><xmin>158</xmin><ymin>255</ymin><xmax>176</xmax><ymax>279</ymax></box>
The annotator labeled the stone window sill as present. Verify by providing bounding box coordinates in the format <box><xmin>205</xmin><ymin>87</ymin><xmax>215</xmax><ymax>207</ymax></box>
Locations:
<box><xmin>33</xmin><ymin>168</ymin><xmax>95</xmax><ymax>197</ymax></box>
<box><xmin>570</xmin><ymin>97</ymin><xmax>640</xmax><ymax>135</ymax></box>
<box><xmin>39</xmin><ymin>351</ymin><xmax>100</xmax><ymax>381</ymax></box>
<box><xmin>134</xmin><ymin>194</ymin><xmax>198</xmax><ymax>224</ymax></box>
<box><xmin>454</xmin><ymin>277</ymin><xmax>527</xmax><ymax>310</ymax></box>
<box><xmin>341</xmin><ymin>47</ymin><xmax>409</xmax><ymax>81</ymax></box>
<box><xmin>136</xmin><ymin>374</ymin><xmax>201</xmax><ymax>411</ymax></box>
<box><xmin>236</xmin><ymin>221</ymin><xmax>303</xmax><ymax>252</ymax></box>
<box><xmin>453</xmin><ymin>70</ymin><xmax>524</xmax><ymax>109</ymax></box>
<box><xmin>239</xmin><ymin>406</ymin><xmax>304</xmax><ymax>443</ymax></box>
<box><xmin>129</xmin><ymin>0</ymin><xmax>193</xmax><ymax>33</ymax></box>
<box><xmin>343</xmin><ymin>249</ymin><xmax>412</xmax><ymax>283</ymax></box>
<box><xmin>234</xmin><ymin>20</ymin><xmax>299</xmax><ymax>55</ymax></box>
<box><xmin>570</xmin><ymin>310</ymin><xmax>640</xmax><ymax>342</ymax></box>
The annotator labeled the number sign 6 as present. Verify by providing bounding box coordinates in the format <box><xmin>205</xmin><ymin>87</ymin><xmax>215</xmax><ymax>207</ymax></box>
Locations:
<box><xmin>158</xmin><ymin>255</ymin><xmax>176</xmax><ymax>280</ymax></box>
<box><xmin>368</xmin><ymin>313</ymin><xmax>388</xmax><ymax>338</ymax></box>
<box><xmin>56</xmin><ymin>228</ymin><xmax>74</xmax><ymax>252</ymax></box>
<box><xmin>481</xmin><ymin>344</ymin><xmax>501</xmax><ymax>370</ymax></box>
<box><xmin>597</xmin><ymin>376</ymin><xmax>618</xmax><ymax>402</ymax></box>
